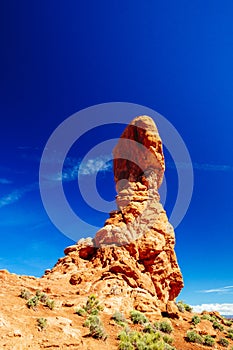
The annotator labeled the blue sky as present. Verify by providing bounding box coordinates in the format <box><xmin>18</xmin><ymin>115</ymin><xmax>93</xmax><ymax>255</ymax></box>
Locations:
<box><xmin>0</xmin><ymin>1</ymin><xmax>233</xmax><ymax>314</ymax></box>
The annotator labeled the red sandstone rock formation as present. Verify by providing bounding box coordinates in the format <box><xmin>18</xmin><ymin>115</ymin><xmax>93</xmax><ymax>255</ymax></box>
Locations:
<box><xmin>46</xmin><ymin>116</ymin><xmax>183</xmax><ymax>317</ymax></box>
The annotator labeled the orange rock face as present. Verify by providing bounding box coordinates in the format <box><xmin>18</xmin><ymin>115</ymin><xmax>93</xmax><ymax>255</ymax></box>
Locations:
<box><xmin>46</xmin><ymin>116</ymin><xmax>184</xmax><ymax>317</ymax></box>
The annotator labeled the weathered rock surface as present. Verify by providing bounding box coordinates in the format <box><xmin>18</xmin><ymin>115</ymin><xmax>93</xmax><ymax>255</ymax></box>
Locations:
<box><xmin>46</xmin><ymin>116</ymin><xmax>184</xmax><ymax>317</ymax></box>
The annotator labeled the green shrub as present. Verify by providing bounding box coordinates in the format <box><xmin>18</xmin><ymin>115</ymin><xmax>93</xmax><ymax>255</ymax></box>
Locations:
<box><xmin>223</xmin><ymin>318</ymin><xmax>233</xmax><ymax>327</ymax></box>
<box><xmin>35</xmin><ymin>290</ymin><xmax>48</xmax><ymax>303</ymax></box>
<box><xmin>37</xmin><ymin>317</ymin><xmax>47</xmax><ymax>331</ymax></box>
<box><xmin>46</xmin><ymin>298</ymin><xmax>55</xmax><ymax>310</ymax></box>
<box><xmin>112</xmin><ymin>311</ymin><xmax>127</xmax><ymax>327</ymax></box>
<box><xmin>27</xmin><ymin>296</ymin><xmax>39</xmax><ymax>309</ymax></box>
<box><xmin>219</xmin><ymin>337</ymin><xmax>229</xmax><ymax>347</ymax></box>
<box><xmin>163</xmin><ymin>334</ymin><xmax>173</xmax><ymax>345</ymax></box>
<box><xmin>118</xmin><ymin>329</ymin><xmax>169</xmax><ymax>350</ymax></box>
<box><xmin>159</xmin><ymin>320</ymin><xmax>173</xmax><ymax>334</ymax></box>
<box><xmin>84</xmin><ymin>315</ymin><xmax>107</xmax><ymax>340</ymax></box>
<box><xmin>84</xmin><ymin>294</ymin><xmax>104</xmax><ymax>315</ymax></box>
<box><xmin>75</xmin><ymin>307</ymin><xmax>86</xmax><ymax>316</ymax></box>
<box><xmin>203</xmin><ymin>335</ymin><xmax>215</xmax><ymax>346</ymax></box>
<box><xmin>176</xmin><ymin>300</ymin><xmax>192</xmax><ymax>312</ymax></box>
<box><xmin>186</xmin><ymin>330</ymin><xmax>203</xmax><ymax>344</ymax></box>
<box><xmin>118</xmin><ymin>330</ymin><xmax>129</xmax><ymax>342</ymax></box>
<box><xmin>119</xmin><ymin>341</ymin><xmax>134</xmax><ymax>350</ymax></box>
<box><xmin>20</xmin><ymin>289</ymin><xmax>31</xmax><ymax>300</ymax></box>
<box><xmin>192</xmin><ymin>315</ymin><xmax>201</xmax><ymax>325</ymax></box>
<box><xmin>201</xmin><ymin>314</ymin><xmax>212</xmax><ymax>321</ymax></box>
<box><xmin>201</xmin><ymin>314</ymin><xmax>217</xmax><ymax>323</ymax></box>
<box><xmin>130</xmin><ymin>310</ymin><xmax>148</xmax><ymax>325</ymax></box>
<box><xmin>143</xmin><ymin>323</ymin><xmax>157</xmax><ymax>334</ymax></box>
<box><xmin>212</xmin><ymin>320</ymin><xmax>224</xmax><ymax>331</ymax></box>
<box><xmin>227</xmin><ymin>329</ymin><xmax>233</xmax><ymax>340</ymax></box>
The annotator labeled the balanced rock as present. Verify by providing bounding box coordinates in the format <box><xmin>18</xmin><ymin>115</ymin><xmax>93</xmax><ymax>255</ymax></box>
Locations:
<box><xmin>45</xmin><ymin>116</ymin><xmax>183</xmax><ymax>317</ymax></box>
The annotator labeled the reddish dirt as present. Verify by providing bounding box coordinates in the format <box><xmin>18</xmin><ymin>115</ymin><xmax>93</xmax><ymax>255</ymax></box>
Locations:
<box><xmin>0</xmin><ymin>269</ymin><xmax>232</xmax><ymax>350</ymax></box>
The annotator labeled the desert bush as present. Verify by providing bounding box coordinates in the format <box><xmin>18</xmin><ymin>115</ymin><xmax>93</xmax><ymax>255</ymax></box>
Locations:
<box><xmin>84</xmin><ymin>315</ymin><xmax>107</xmax><ymax>340</ymax></box>
<box><xmin>75</xmin><ymin>307</ymin><xmax>86</xmax><ymax>316</ymax></box>
<box><xmin>20</xmin><ymin>289</ymin><xmax>31</xmax><ymax>300</ymax></box>
<box><xmin>46</xmin><ymin>298</ymin><xmax>55</xmax><ymax>310</ymax></box>
<box><xmin>118</xmin><ymin>330</ymin><xmax>130</xmax><ymax>342</ymax></box>
<box><xmin>84</xmin><ymin>294</ymin><xmax>104</xmax><ymax>315</ymax></box>
<box><xmin>223</xmin><ymin>318</ymin><xmax>233</xmax><ymax>327</ymax></box>
<box><xmin>186</xmin><ymin>330</ymin><xmax>203</xmax><ymax>344</ymax></box>
<box><xmin>218</xmin><ymin>337</ymin><xmax>229</xmax><ymax>347</ymax></box>
<box><xmin>143</xmin><ymin>323</ymin><xmax>158</xmax><ymax>334</ymax></box>
<box><xmin>192</xmin><ymin>315</ymin><xmax>201</xmax><ymax>325</ymax></box>
<box><xmin>159</xmin><ymin>320</ymin><xmax>173</xmax><ymax>334</ymax></box>
<box><xmin>163</xmin><ymin>334</ymin><xmax>173</xmax><ymax>344</ymax></box>
<box><xmin>119</xmin><ymin>341</ymin><xmax>134</xmax><ymax>350</ymax></box>
<box><xmin>212</xmin><ymin>320</ymin><xmax>224</xmax><ymax>331</ymax></box>
<box><xmin>201</xmin><ymin>314</ymin><xmax>213</xmax><ymax>321</ymax></box>
<box><xmin>118</xmin><ymin>329</ymin><xmax>171</xmax><ymax>350</ymax></box>
<box><xmin>36</xmin><ymin>290</ymin><xmax>48</xmax><ymax>303</ymax></box>
<box><xmin>112</xmin><ymin>311</ymin><xmax>127</xmax><ymax>327</ymax></box>
<box><xmin>27</xmin><ymin>296</ymin><xmax>39</xmax><ymax>309</ymax></box>
<box><xmin>130</xmin><ymin>310</ymin><xmax>148</xmax><ymax>325</ymax></box>
<box><xmin>37</xmin><ymin>317</ymin><xmax>47</xmax><ymax>331</ymax></box>
<box><xmin>176</xmin><ymin>300</ymin><xmax>192</xmax><ymax>312</ymax></box>
<box><xmin>203</xmin><ymin>334</ymin><xmax>215</xmax><ymax>346</ymax></box>
<box><xmin>227</xmin><ymin>328</ymin><xmax>233</xmax><ymax>340</ymax></box>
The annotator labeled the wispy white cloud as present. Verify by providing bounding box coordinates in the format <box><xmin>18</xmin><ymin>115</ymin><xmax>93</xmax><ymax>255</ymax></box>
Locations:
<box><xmin>0</xmin><ymin>156</ymin><xmax>112</xmax><ymax>208</ymax></box>
<box><xmin>199</xmin><ymin>286</ymin><xmax>233</xmax><ymax>294</ymax></box>
<box><xmin>0</xmin><ymin>183</ymin><xmax>38</xmax><ymax>208</ymax></box>
<box><xmin>192</xmin><ymin>303</ymin><xmax>233</xmax><ymax>316</ymax></box>
<box><xmin>0</xmin><ymin>178</ymin><xmax>12</xmax><ymax>185</ymax></box>
<box><xmin>49</xmin><ymin>156</ymin><xmax>112</xmax><ymax>182</ymax></box>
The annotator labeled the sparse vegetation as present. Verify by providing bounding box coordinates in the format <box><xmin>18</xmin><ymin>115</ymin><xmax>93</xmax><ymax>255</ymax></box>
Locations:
<box><xmin>36</xmin><ymin>290</ymin><xmax>48</xmax><ymax>303</ymax></box>
<box><xmin>20</xmin><ymin>289</ymin><xmax>55</xmax><ymax>311</ymax></box>
<box><xmin>76</xmin><ymin>295</ymin><xmax>108</xmax><ymax>340</ymax></box>
<box><xmin>159</xmin><ymin>320</ymin><xmax>173</xmax><ymax>334</ymax></box>
<box><xmin>27</xmin><ymin>296</ymin><xmax>39</xmax><ymax>309</ymax></box>
<box><xmin>46</xmin><ymin>298</ymin><xmax>55</xmax><ymax>310</ymax></box>
<box><xmin>212</xmin><ymin>320</ymin><xmax>224</xmax><ymax>331</ymax></box>
<box><xmin>76</xmin><ymin>294</ymin><xmax>103</xmax><ymax>317</ymax></box>
<box><xmin>112</xmin><ymin>311</ymin><xmax>128</xmax><ymax>327</ymax></box>
<box><xmin>163</xmin><ymin>334</ymin><xmax>173</xmax><ymax>345</ymax></box>
<box><xmin>37</xmin><ymin>317</ymin><xmax>47</xmax><ymax>331</ymax></box>
<box><xmin>84</xmin><ymin>314</ymin><xmax>107</xmax><ymax>340</ymax></box>
<box><xmin>176</xmin><ymin>300</ymin><xmax>192</xmax><ymax>312</ymax></box>
<box><xmin>218</xmin><ymin>337</ymin><xmax>229</xmax><ymax>347</ymax></box>
<box><xmin>186</xmin><ymin>330</ymin><xmax>203</xmax><ymax>344</ymax></box>
<box><xmin>143</xmin><ymin>323</ymin><xmax>157</xmax><ymax>334</ymax></box>
<box><xmin>223</xmin><ymin>318</ymin><xmax>233</xmax><ymax>327</ymax></box>
<box><xmin>203</xmin><ymin>334</ymin><xmax>215</xmax><ymax>347</ymax></box>
<box><xmin>191</xmin><ymin>315</ymin><xmax>201</xmax><ymax>325</ymax></box>
<box><xmin>75</xmin><ymin>307</ymin><xmax>86</xmax><ymax>316</ymax></box>
<box><xmin>117</xmin><ymin>318</ymin><xmax>175</xmax><ymax>350</ymax></box>
<box><xmin>201</xmin><ymin>314</ymin><xmax>213</xmax><ymax>321</ymax></box>
<box><xmin>130</xmin><ymin>310</ymin><xmax>148</xmax><ymax>325</ymax></box>
<box><xmin>227</xmin><ymin>328</ymin><xmax>233</xmax><ymax>339</ymax></box>
<box><xmin>118</xmin><ymin>329</ymin><xmax>167</xmax><ymax>350</ymax></box>
<box><xmin>84</xmin><ymin>294</ymin><xmax>104</xmax><ymax>314</ymax></box>
<box><xmin>20</xmin><ymin>288</ymin><xmax>31</xmax><ymax>300</ymax></box>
